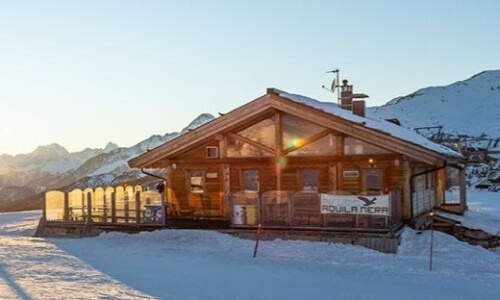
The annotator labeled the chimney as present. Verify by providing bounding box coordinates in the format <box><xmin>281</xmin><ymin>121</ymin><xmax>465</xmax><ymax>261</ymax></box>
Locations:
<box><xmin>340</xmin><ymin>79</ymin><xmax>353</xmax><ymax>110</ymax></box>
<box><xmin>352</xmin><ymin>93</ymin><xmax>369</xmax><ymax>117</ymax></box>
<box><xmin>339</xmin><ymin>78</ymin><xmax>369</xmax><ymax>117</ymax></box>
<box><xmin>352</xmin><ymin>100</ymin><xmax>366</xmax><ymax>117</ymax></box>
<box><xmin>267</xmin><ymin>87</ymin><xmax>283</xmax><ymax>96</ymax></box>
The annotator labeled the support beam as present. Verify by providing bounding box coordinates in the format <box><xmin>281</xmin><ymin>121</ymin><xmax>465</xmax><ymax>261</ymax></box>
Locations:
<box><xmin>275</xmin><ymin>112</ymin><xmax>283</xmax><ymax>191</ymax></box>
<box><xmin>227</xmin><ymin>132</ymin><xmax>275</xmax><ymax>156</ymax></box>
<box><xmin>282</xmin><ymin>129</ymin><xmax>333</xmax><ymax>155</ymax></box>
<box><xmin>459</xmin><ymin>167</ymin><xmax>467</xmax><ymax>214</ymax></box>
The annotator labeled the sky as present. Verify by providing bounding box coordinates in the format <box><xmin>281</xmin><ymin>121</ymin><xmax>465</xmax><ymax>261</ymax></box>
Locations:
<box><xmin>1</xmin><ymin>0</ymin><xmax>499</xmax><ymax>156</ymax></box>
<box><xmin>1</xmin><ymin>190</ymin><xmax>500</xmax><ymax>299</ymax></box>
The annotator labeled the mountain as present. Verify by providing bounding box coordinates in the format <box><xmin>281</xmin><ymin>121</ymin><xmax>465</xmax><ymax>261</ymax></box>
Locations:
<box><xmin>369</xmin><ymin>70</ymin><xmax>500</xmax><ymax>147</ymax></box>
<box><xmin>368</xmin><ymin>70</ymin><xmax>500</xmax><ymax>188</ymax></box>
<box><xmin>181</xmin><ymin>113</ymin><xmax>216</xmax><ymax>134</ymax></box>
<box><xmin>0</xmin><ymin>113</ymin><xmax>215</xmax><ymax>211</ymax></box>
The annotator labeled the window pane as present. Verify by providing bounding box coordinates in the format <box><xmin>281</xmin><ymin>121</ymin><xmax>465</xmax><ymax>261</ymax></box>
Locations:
<box><xmin>227</xmin><ymin>136</ymin><xmax>273</xmax><ymax>157</ymax></box>
<box><xmin>287</xmin><ymin>134</ymin><xmax>337</xmax><ymax>156</ymax></box>
<box><xmin>189</xmin><ymin>170</ymin><xmax>204</xmax><ymax>193</ymax></box>
<box><xmin>344</xmin><ymin>137</ymin><xmax>390</xmax><ymax>155</ymax></box>
<box><xmin>283</xmin><ymin>114</ymin><xmax>326</xmax><ymax>149</ymax></box>
<box><xmin>365</xmin><ymin>169</ymin><xmax>381</xmax><ymax>194</ymax></box>
<box><xmin>237</xmin><ymin>117</ymin><xmax>276</xmax><ymax>149</ymax></box>
<box><xmin>243</xmin><ymin>170</ymin><xmax>259</xmax><ymax>192</ymax></box>
<box><xmin>301</xmin><ymin>169</ymin><xmax>318</xmax><ymax>192</ymax></box>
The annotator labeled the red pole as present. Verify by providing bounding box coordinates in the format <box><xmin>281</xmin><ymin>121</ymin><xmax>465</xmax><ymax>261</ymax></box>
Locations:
<box><xmin>429</xmin><ymin>211</ymin><xmax>434</xmax><ymax>271</ymax></box>
<box><xmin>253</xmin><ymin>224</ymin><xmax>262</xmax><ymax>258</ymax></box>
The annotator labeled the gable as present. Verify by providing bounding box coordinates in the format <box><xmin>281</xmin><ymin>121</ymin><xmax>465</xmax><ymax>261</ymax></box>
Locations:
<box><xmin>128</xmin><ymin>89</ymin><xmax>464</xmax><ymax>168</ymax></box>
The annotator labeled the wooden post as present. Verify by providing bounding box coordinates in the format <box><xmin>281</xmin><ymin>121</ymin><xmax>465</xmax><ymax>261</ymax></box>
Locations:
<box><xmin>275</xmin><ymin>112</ymin><xmax>283</xmax><ymax>192</ymax></box>
<box><xmin>459</xmin><ymin>167</ymin><xmax>467</xmax><ymax>213</ymax></box>
<box><xmin>82</xmin><ymin>191</ymin><xmax>94</xmax><ymax>237</ymax></box>
<box><xmin>124</xmin><ymin>195</ymin><xmax>130</xmax><ymax>223</ymax></box>
<box><xmin>166</xmin><ymin>165</ymin><xmax>172</xmax><ymax>207</ymax></box>
<box><xmin>135</xmin><ymin>191</ymin><xmax>141</xmax><ymax>224</ymax></box>
<box><xmin>402</xmin><ymin>160</ymin><xmax>412</xmax><ymax>220</ymax></box>
<box><xmin>111</xmin><ymin>192</ymin><xmax>116</xmax><ymax>223</ymax></box>
<box><xmin>222</xmin><ymin>163</ymin><xmax>231</xmax><ymax>219</ymax></box>
<box><xmin>288</xmin><ymin>193</ymin><xmax>294</xmax><ymax>226</ymax></box>
<box><xmin>161</xmin><ymin>187</ymin><xmax>167</xmax><ymax>226</ymax></box>
<box><xmin>86</xmin><ymin>192</ymin><xmax>92</xmax><ymax>222</ymax></box>
<box><xmin>64</xmin><ymin>192</ymin><xmax>69</xmax><ymax>221</ymax></box>
<box><xmin>336</xmin><ymin>136</ymin><xmax>343</xmax><ymax>191</ymax></box>
<box><xmin>102</xmin><ymin>193</ymin><xmax>108</xmax><ymax>223</ymax></box>
<box><xmin>42</xmin><ymin>192</ymin><xmax>47</xmax><ymax>221</ymax></box>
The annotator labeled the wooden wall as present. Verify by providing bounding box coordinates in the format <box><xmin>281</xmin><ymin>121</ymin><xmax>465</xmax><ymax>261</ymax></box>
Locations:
<box><xmin>168</xmin><ymin>149</ymin><xmax>408</xmax><ymax>219</ymax></box>
<box><xmin>162</xmin><ymin>134</ymin><xmax>439</xmax><ymax>225</ymax></box>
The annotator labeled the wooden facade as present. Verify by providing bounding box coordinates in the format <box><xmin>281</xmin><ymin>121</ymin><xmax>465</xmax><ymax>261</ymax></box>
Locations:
<box><xmin>128</xmin><ymin>87</ymin><xmax>467</xmax><ymax>234</ymax></box>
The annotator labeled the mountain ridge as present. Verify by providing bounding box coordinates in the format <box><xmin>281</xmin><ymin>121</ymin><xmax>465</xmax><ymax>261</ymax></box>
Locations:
<box><xmin>0</xmin><ymin>113</ymin><xmax>215</xmax><ymax>211</ymax></box>
<box><xmin>369</xmin><ymin>69</ymin><xmax>500</xmax><ymax>139</ymax></box>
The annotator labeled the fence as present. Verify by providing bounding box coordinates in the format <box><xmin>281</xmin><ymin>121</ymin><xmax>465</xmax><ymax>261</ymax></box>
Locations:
<box><xmin>44</xmin><ymin>186</ymin><xmax>403</xmax><ymax>231</ymax></box>
<box><xmin>230</xmin><ymin>190</ymin><xmax>403</xmax><ymax>230</ymax></box>
<box><xmin>44</xmin><ymin>185</ymin><xmax>166</xmax><ymax>225</ymax></box>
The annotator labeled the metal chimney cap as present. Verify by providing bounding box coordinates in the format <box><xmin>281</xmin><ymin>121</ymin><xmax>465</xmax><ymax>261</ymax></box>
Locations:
<box><xmin>352</xmin><ymin>93</ymin><xmax>369</xmax><ymax>99</ymax></box>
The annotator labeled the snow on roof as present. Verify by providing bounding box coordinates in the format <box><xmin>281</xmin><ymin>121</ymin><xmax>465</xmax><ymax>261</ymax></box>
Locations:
<box><xmin>279</xmin><ymin>91</ymin><xmax>463</xmax><ymax>160</ymax></box>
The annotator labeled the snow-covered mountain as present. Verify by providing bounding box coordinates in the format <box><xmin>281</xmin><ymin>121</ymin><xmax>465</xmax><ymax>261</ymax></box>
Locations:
<box><xmin>0</xmin><ymin>113</ymin><xmax>215</xmax><ymax>211</ymax></box>
<box><xmin>368</xmin><ymin>70</ymin><xmax>500</xmax><ymax>188</ymax></box>
<box><xmin>369</xmin><ymin>70</ymin><xmax>500</xmax><ymax>146</ymax></box>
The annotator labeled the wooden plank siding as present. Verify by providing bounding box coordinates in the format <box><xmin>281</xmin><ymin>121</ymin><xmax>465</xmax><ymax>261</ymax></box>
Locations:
<box><xmin>167</xmin><ymin>139</ymin><xmax>409</xmax><ymax>223</ymax></box>
<box><xmin>168</xmin><ymin>141</ymin><xmax>225</xmax><ymax>217</ymax></box>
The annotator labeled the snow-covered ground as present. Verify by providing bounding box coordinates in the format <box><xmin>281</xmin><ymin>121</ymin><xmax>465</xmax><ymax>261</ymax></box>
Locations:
<box><xmin>1</xmin><ymin>190</ymin><xmax>500</xmax><ymax>300</ymax></box>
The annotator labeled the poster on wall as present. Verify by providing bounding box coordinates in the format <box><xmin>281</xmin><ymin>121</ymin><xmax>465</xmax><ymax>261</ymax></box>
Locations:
<box><xmin>320</xmin><ymin>193</ymin><xmax>390</xmax><ymax>216</ymax></box>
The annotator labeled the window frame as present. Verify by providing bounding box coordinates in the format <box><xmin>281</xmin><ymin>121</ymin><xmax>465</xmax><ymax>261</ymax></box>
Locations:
<box><xmin>300</xmin><ymin>168</ymin><xmax>319</xmax><ymax>192</ymax></box>
<box><xmin>242</xmin><ymin>169</ymin><xmax>260</xmax><ymax>192</ymax></box>
<box><xmin>363</xmin><ymin>168</ymin><xmax>382</xmax><ymax>195</ymax></box>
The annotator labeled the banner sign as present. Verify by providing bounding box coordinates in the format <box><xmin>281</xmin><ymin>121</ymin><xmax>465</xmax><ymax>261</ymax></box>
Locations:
<box><xmin>320</xmin><ymin>194</ymin><xmax>390</xmax><ymax>216</ymax></box>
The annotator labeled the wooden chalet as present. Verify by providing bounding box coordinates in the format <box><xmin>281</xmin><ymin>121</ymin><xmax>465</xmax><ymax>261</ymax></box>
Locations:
<box><xmin>128</xmin><ymin>80</ymin><xmax>467</xmax><ymax>251</ymax></box>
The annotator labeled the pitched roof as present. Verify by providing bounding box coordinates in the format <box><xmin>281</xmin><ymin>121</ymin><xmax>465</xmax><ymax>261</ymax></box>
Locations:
<box><xmin>129</xmin><ymin>89</ymin><xmax>464</xmax><ymax>168</ymax></box>
<box><xmin>278</xmin><ymin>91</ymin><xmax>463</xmax><ymax>160</ymax></box>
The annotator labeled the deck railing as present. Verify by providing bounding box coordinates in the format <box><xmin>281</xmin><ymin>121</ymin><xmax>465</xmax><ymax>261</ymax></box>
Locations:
<box><xmin>44</xmin><ymin>185</ymin><xmax>166</xmax><ymax>225</ymax></box>
<box><xmin>44</xmin><ymin>186</ymin><xmax>403</xmax><ymax>231</ymax></box>
<box><xmin>230</xmin><ymin>190</ymin><xmax>403</xmax><ymax>230</ymax></box>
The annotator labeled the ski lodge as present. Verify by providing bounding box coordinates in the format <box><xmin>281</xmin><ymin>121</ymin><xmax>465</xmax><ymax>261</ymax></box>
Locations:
<box><xmin>126</xmin><ymin>79</ymin><xmax>467</xmax><ymax>252</ymax></box>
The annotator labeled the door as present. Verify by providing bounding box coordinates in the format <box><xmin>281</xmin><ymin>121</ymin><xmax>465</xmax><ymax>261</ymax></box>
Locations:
<box><xmin>364</xmin><ymin>169</ymin><xmax>382</xmax><ymax>195</ymax></box>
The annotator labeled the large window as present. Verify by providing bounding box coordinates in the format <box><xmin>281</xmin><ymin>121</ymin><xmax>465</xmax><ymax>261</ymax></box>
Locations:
<box><xmin>237</xmin><ymin>117</ymin><xmax>275</xmax><ymax>149</ymax></box>
<box><xmin>283</xmin><ymin>114</ymin><xmax>325</xmax><ymax>149</ymax></box>
<box><xmin>344</xmin><ymin>137</ymin><xmax>390</xmax><ymax>155</ymax></box>
<box><xmin>300</xmin><ymin>169</ymin><xmax>319</xmax><ymax>192</ymax></box>
<box><xmin>227</xmin><ymin>117</ymin><xmax>275</xmax><ymax>157</ymax></box>
<box><xmin>287</xmin><ymin>134</ymin><xmax>337</xmax><ymax>156</ymax></box>
<box><xmin>188</xmin><ymin>170</ymin><xmax>204</xmax><ymax>193</ymax></box>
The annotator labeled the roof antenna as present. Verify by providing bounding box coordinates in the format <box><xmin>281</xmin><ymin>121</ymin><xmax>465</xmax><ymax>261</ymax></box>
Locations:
<box><xmin>322</xmin><ymin>69</ymin><xmax>340</xmax><ymax>105</ymax></box>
